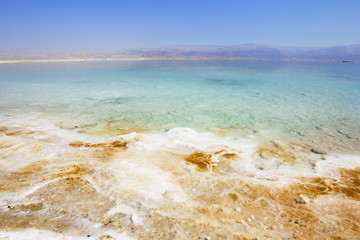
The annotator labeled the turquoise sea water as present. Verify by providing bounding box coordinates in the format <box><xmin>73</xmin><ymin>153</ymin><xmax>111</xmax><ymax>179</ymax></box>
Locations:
<box><xmin>1</xmin><ymin>60</ymin><xmax>360</xmax><ymax>138</ymax></box>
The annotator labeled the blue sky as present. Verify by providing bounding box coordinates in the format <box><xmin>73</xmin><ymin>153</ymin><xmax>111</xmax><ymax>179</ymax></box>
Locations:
<box><xmin>0</xmin><ymin>0</ymin><xmax>359</xmax><ymax>51</ymax></box>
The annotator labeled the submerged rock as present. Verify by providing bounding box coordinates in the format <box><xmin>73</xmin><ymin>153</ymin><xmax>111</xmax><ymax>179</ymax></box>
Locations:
<box><xmin>311</xmin><ymin>148</ymin><xmax>327</xmax><ymax>154</ymax></box>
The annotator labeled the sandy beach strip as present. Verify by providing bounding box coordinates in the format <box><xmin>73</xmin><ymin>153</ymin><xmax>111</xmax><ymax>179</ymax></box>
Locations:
<box><xmin>0</xmin><ymin>57</ymin><xmax>234</xmax><ymax>64</ymax></box>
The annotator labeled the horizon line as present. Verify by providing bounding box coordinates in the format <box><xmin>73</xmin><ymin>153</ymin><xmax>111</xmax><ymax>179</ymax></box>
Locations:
<box><xmin>1</xmin><ymin>43</ymin><xmax>360</xmax><ymax>53</ymax></box>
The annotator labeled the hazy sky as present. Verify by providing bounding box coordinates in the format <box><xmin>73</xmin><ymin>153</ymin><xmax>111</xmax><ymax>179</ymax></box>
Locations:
<box><xmin>1</xmin><ymin>0</ymin><xmax>359</xmax><ymax>51</ymax></box>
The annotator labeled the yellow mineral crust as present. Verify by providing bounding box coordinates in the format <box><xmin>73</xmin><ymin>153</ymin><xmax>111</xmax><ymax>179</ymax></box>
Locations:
<box><xmin>0</xmin><ymin>123</ymin><xmax>359</xmax><ymax>240</ymax></box>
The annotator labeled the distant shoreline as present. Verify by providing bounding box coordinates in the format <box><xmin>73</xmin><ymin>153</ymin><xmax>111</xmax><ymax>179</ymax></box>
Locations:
<box><xmin>0</xmin><ymin>58</ymin><xmax>358</xmax><ymax>64</ymax></box>
<box><xmin>0</xmin><ymin>57</ymin><xmax>235</xmax><ymax>64</ymax></box>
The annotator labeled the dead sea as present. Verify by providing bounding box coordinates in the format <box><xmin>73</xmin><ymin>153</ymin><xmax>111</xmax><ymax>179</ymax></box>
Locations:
<box><xmin>0</xmin><ymin>60</ymin><xmax>359</xmax><ymax>239</ymax></box>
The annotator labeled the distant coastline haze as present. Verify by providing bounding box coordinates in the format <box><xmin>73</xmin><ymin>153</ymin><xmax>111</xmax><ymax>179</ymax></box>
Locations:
<box><xmin>1</xmin><ymin>44</ymin><xmax>360</xmax><ymax>62</ymax></box>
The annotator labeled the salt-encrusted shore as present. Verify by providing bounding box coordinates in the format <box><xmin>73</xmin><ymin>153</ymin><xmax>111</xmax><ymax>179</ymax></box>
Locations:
<box><xmin>1</xmin><ymin>58</ymin><xmax>357</xmax><ymax>64</ymax></box>
<box><xmin>0</xmin><ymin>58</ymin><xmax>235</xmax><ymax>64</ymax></box>
<box><xmin>0</xmin><ymin>114</ymin><xmax>359</xmax><ymax>240</ymax></box>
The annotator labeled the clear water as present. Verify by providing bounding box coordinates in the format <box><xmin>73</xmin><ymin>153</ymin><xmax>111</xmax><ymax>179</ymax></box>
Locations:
<box><xmin>1</xmin><ymin>61</ymin><xmax>360</xmax><ymax>240</ymax></box>
<box><xmin>1</xmin><ymin>60</ymin><xmax>360</xmax><ymax>136</ymax></box>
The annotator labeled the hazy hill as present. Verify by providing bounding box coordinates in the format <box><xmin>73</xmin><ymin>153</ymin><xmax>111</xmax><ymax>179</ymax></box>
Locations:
<box><xmin>1</xmin><ymin>44</ymin><xmax>360</xmax><ymax>61</ymax></box>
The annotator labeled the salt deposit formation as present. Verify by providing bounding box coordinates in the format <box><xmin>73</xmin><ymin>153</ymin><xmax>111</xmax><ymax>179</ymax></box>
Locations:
<box><xmin>0</xmin><ymin>114</ymin><xmax>359</xmax><ymax>240</ymax></box>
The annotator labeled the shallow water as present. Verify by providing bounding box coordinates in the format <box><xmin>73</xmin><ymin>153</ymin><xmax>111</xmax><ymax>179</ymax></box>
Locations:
<box><xmin>0</xmin><ymin>60</ymin><xmax>360</xmax><ymax>239</ymax></box>
<box><xmin>1</xmin><ymin>60</ymin><xmax>360</xmax><ymax>135</ymax></box>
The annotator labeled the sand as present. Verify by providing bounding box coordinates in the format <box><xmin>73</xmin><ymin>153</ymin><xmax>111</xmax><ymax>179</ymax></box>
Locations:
<box><xmin>0</xmin><ymin>58</ymin><xmax>234</xmax><ymax>64</ymax></box>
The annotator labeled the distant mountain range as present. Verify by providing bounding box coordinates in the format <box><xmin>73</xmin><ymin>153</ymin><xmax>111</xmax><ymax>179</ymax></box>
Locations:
<box><xmin>1</xmin><ymin>44</ymin><xmax>360</xmax><ymax>61</ymax></box>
